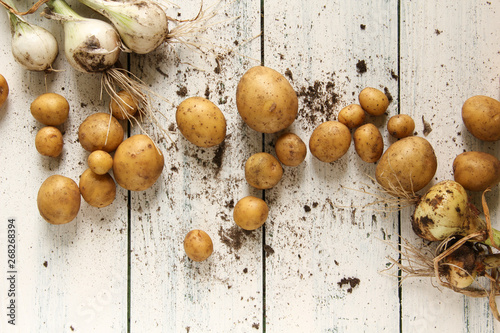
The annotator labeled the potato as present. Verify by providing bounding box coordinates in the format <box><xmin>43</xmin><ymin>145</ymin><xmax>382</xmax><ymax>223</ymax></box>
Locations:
<box><xmin>176</xmin><ymin>96</ymin><xmax>226</xmax><ymax>147</ymax></box>
<box><xmin>37</xmin><ymin>175</ymin><xmax>81</xmax><ymax>225</ymax></box>
<box><xmin>462</xmin><ymin>95</ymin><xmax>500</xmax><ymax>141</ymax></box>
<box><xmin>233</xmin><ymin>196</ymin><xmax>269</xmax><ymax>230</ymax></box>
<box><xmin>184</xmin><ymin>229</ymin><xmax>213</xmax><ymax>262</ymax></box>
<box><xmin>0</xmin><ymin>73</ymin><xmax>8</xmax><ymax>108</ymax></box>
<box><xmin>236</xmin><ymin>66</ymin><xmax>298</xmax><ymax>133</ymax></box>
<box><xmin>453</xmin><ymin>151</ymin><xmax>500</xmax><ymax>192</ymax></box>
<box><xmin>87</xmin><ymin>150</ymin><xmax>113</xmax><ymax>175</ymax></box>
<box><xmin>359</xmin><ymin>87</ymin><xmax>389</xmax><ymax>116</ymax></box>
<box><xmin>245</xmin><ymin>152</ymin><xmax>283</xmax><ymax>189</ymax></box>
<box><xmin>353</xmin><ymin>123</ymin><xmax>384</xmax><ymax>163</ymax></box>
<box><xmin>375</xmin><ymin>136</ymin><xmax>437</xmax><ymax>193</ymax></box>
<box><xmin>30</xmin><ymin>92</ymin><xmax>69</xmax><ymax>126</ymax></box>
<box><xmin>113</xmin><ymin>134</ymin><xmax>164</xmax><ymax>191</ymax></box>
<box><xmin>338</xmin><ymin>104</ymin><xmax>365</xmax><ymax>129</ymax></box>
<box><xmin>275</xmin><ymin>133</ymin><xmax>307</xmax><ymax>166</ymax></box>
<box><xmin>79</xmin><ymin>169</ymin><xmax>116</xmax><ymax>207</ymax></box>
<box><xmin>109</xmin><ymin>90</ymin><xmax>139</xmax><ymax>120</ymax></box>
<box><xmin>387</xmin><ymin>114</ymin><xmax>415</xmax><ymax>139</ymax></box>
<box><xmin>35</xmin><ymin>126</ymin><xmax>63</xmax><ymax>157</ymax></box>
<box><xmin>309</xmin><ymin>121</ymin><xmax>351</xmax><ymax>163</ymax></box>
<box><xmin>78</xmin><ymin>112</ymin><xmax>124</xmax><ymax>152</ymax></box>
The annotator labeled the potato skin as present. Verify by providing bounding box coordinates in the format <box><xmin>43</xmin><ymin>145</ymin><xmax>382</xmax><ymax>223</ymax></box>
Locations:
<box><xmin>110</xmin><ymin>90</ymin><xmax>138</xmax><ymax>120</ymax></box>
<box><xmin>275</xmin><ymin>133</ymin><xmax>307</xmax><ymax>166</ymax></box>
<box><xmin>309</xmin><ymin>121</ymin><xmax>351</xmax><ymax>163</ymax></box>
<box><xmin>184</xmin><ymin>230</ymin><xmax>213</xmax><ymax>262</ymax></box>
<box><xmin>359</xmin><ymin>87</ymin><xmax>389</xmax><ymax>116</ymax></box>
<box><xmin>87</xmin><ymin>150</ymin><xmax>113</xmax><ymax>175</ymax></box>
<box><xmin>245</xmin><ymin>152</ymin><xmax>283</xmax><ymax>189</ymax></box>
<box><xmin>233</xmin><ymin>196</ymin><xmax>269</xmax><ymax>230</ymax></box>
<box><xmin>387</xmin><ymin>114</ymin><xmax>415</xmax><ymax>139</ymax></box>
<box><xmin>375</xmin><ymin>136</ymin><xmax>437</xmax><ymax>193</ymax></box>
<box><xmin>37</xmin><ymin>175</ymin><xmax>81</xmax><ymax>225</ymax></box>
<box><xmin>353</xmin><ymin>123</ymin><xmax>383</xmax><ymax>163</ymax></box>
<box><xmin>176</xmin><ymin>96</ymin><xmax>226</xmax><ymax>147</ymax></box>
<box><xmin>0</xmin><ymin>74</ymin><xmax>9</xmax><ymax>108</ymax></box>
<box><xmin>112</xmin><ymin>134</ymin><xmax>164</xmax><ymax>191</ymax></box>
<box><xmin>338</xmin><ymin>104</ymin><xmax>365</xmax><ymax>129</ymax></box>
<box><xmin>236</xmin><ymin>66</ymin><xmax>298</xmax><ymax>133</ymax></box>
<box><xmin>35</xmin><ymin>126</ymin><xmax>63</xmax><ymax>157</ymax></box>
<box><xmin>462</xmin><ymin>95</ymin><xmax>500</xmax><ymax>141</ymax></box>
<box><xmin>79</xmin><ymin>169</ymin><xmax>116</xmax><ymax>208</ymax></box>
<box><xmin>30</xmin><ymin>93</ymin><xmax>69</xmax><ymax>126</ymax></box>
<box><xmin>78</xmin><ymin>112</ymin><xmax>124</xmax><ymax>152</ymax></box>
<box><xmin>453</xmin><ymin>151</ymin><xmax>500</xmax><ymax>192</ymax></box>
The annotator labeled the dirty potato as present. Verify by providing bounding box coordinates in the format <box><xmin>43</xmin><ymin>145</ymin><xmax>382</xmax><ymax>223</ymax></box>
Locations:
<box><xmin>453</xmin><ymin>151</ymin><xmax>500</xmax><ymax>192</ymax></box>
<box><xmin>78</xmin><ymin>112</ymin><xmax>124</xmax><ymax>152</ymax></box>
<box><xmin>184</xmin><ymin>229</ymin><xmax>213</xmax><ymax>262</ymax></box>
<box><xmin>79</xmin><ymin>168</ymin><xmax>116</xmax><ymax>208</ymax></box>
<box><xmin>87</xmin><ymin>150</ymin><xmax>113</xmax><ymax>175</ymax></box>
<box><xmin>37</xmin><ymin>175</ymin><xmax>81</xmax><ymax>225</ymax></box>
<box><xmin>109</xmin><ymin>90</ymin><xmax>139</xmax><ymax>120</ymax></box>
<box><xmin>245</xmin><ymin>152</ymin><xmax>283</xmax><ymax>189</ymax></box>
<box><xmin>30</xmin><ymin>92</ymin><xmax>69</xmax><ymax>126</ymax></box>
<box><xmin>387</xmin><ymin>114</ymin><xmax>415</xmax><ymax>139</ymax></box>
<box><xmin>0</xmin><ymin>74</ymin><xmax>8</xmax><ymax>108</ymax></box>
<box><xmin>338</xmin><ymin>104</ymin><xmax>365</xmax><ymax>129</ymax></box>
<box><xmin>35</xmin><ymin>126</ymin><xmax>64</xmax><ymax>157</ymax></box>
<box><xmin>275</xmin><ymin>133</ymin><xmax>307</xmax><ymax>167</ymax></box>
<box><xmin>462</xmin><ymin>95</ymin><xmax>500</xmax><ymax>141</ymax></box>
<box><xmin>353</xmin><ymin>123</ymin><xmax>384</xmax><ymax>163</ymax></box>
<box><xmin>233</xmin><ymin>196</ymin><xmax>269</xmax><ymax>230</ymax></box>
<box><xmin>309</xmin><ymin>121</ymin><xmax>351</xmax><ymax>163</ymax></box>
<box><xmin>358</xmin><ymin>87</ymin><xmax>389</xmax><ymax>116</ymax></box>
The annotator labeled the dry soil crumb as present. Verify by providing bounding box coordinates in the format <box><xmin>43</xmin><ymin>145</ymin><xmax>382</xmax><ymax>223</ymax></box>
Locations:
<box><xmin>338</xmin><ymin>277</ymin><xmax>360</xmax><ymax>293</ymax></box>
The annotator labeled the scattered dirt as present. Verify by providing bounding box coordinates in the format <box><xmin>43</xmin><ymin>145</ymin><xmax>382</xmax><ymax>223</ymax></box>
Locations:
<box><xmin>252</xmin><ymin>323</ymin><xmax>260</xmax><ymax>329</ymax></box>
<box><xmin>435</xmin><ymin>29</ymin><xmax>442</xmax><ymax>35</ymax></box>
<box><xmin>264</xmin><ymin>245</ymin><xmax>275</xmax><ymax>257</ymax></box>
<box><xmin>356</xmin><ymin>60</ymin><xmax>367</xmax><ymax>74</ymax></box>
<box><xmin>338</xmin><ymin>277</ymin><xmax>360</xmax><ymax>293</ymax></box>
<box><xmin>212</xmin><ymin>137</ymin><xmax>228</xmax><ymax>174</ymax></box>
<box><xmin>422</xmin><ymin>116</ymin><xmax>433</xmax><ymax>136</ymax></box>
<box><xmin>360</xmin><ymin>24</ymin><xmax>366</xmax><ymax>30</ymax></box>
<box><xmin>298</xmin><ymin>79</ymin><xmax>339</xmax><ymax>127</ymax></box>
<box><xmin>390</xmin><ymin>70</ymin><xmax>399</xmax><ymax>80</ymax></box>
<box><xmin>384</xmin><ymin>87</ymin><xmax>393</xmax><ymax>103</ymax></box>
<box><xmin>176</xmin><ymin>86</ymin><xmax>188</xmax><ymax>97</ymax></box>
<box><xmin>43</xmin><ymin>261</ymin><xmax>48</xmax><ymax>267</ymax></box>
<box><xmin>285</xmin><ymin>68</ymin><xmax>294</xmax><ymax>81</ymax></box>
<box><xmin>304</xmin><ymin>205</ymin><xmax>311</xmax><ymax>212</ymax></box>
<box><xmin>204</xmin><ymin>85</ymin><xmax>210</xmax><ymax>99</ymax></box>
<box><xmin>218</xmin><ymin>225</ymin><xmax>253</xmax><ymax>252</ymax></box>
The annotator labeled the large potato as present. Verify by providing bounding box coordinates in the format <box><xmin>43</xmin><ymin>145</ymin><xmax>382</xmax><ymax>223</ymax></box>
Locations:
<box><xmin>184</xmin><ymin>229</ymin><xmax>213</xmax><ymax>262</ymax></box>
<box><xmin>37</xmin><ymin>175</ymin><xmax>81</xmax><ymax>225</ymax></box>
<box><xmin>236</xmin><ymin>66</ymin><xmax>298</xmax><ymax>133</ymax></box>
<box><xmin>462</xmin><ymin>95</ymin><xmax>500</xmax><ymax>141</ymax></box>
<box><xmin>79</xmin><ymin>168</ymin><xmax>116</xmax><ymax>207</ymax></box>
<box><xmin>245</xmin><ymin>152</ymin><xmax>283</xmax><ymax>189</ymax></box>
<box><xmin>353</xmin><ymin>123</ymin><xmax>383</xmax><ymax>163</ymax></box>
<box><xmin>309</xmin><ymin>121</ymin><xmax>351</xmax><ymax>163</ymax></box>
<box><xmin>453</xmin><ymin>151</ymin><xmax>500</xmax><ymax>192</ymax></box>
<box><xmin>30</xmin><ymin>92</ymin><xmax>69</xmax><ymax>126</ymax></box>
<box><xmin>176</xmin><ymin>96</ymin><xmax>226</xmax><ymax>147</ymax></box>
<box><xmin>233</xmin><ymin>196</ymin><xmax>269</xmax><ymax>230</ymax></box>
<box><xmin>375</xmin><ymin>136</ymin><xmax>437</xmax><ymax>194</ymax></box>
<box><xmin>113</xmin><ymin>134</ymin><xmax>164</xmax><ymax>191</ymax></box>
<box><xmin>78</xmin><ymin>112</ymin><xmax>124</xmax><ymax>152</ymax></box>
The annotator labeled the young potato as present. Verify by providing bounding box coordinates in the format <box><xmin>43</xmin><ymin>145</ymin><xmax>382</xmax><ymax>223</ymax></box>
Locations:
<box><xmin>387</xmin><ymin>114</ymin><xmax>415</xmax><ymax>139</ymax></box>
<box><xmin>233</xmin><ymin>196</ymin><xmax>269</xmax><ymax>230</ymax></box>
<box><xmin>353</xmin><ymin>123</ymin><xmax>384</xmax><ymax>163</ymax></box>
<box><xmin>359</xmin><ymin>87</ymin><xmax>389</xmax><ymax>116</ymax></box>
<box><xmin>338</xmin><ymin>104</ymin><xmax>365</xmax><ymax>129</ymax></box>
<box><xmin>113</xmin><ymin>134</ymin><xmax>164</xmax><ymax>191</ymax></box>
<box><xmin>79</xmin><ymin>168</ymin><xmax>116</xmax><ymax>208</ymax></box>
<box><xmin>109</xmin><ymin>90</ymin><xmax>139</xmax><ymax>120</ymax></box>
<box><xmin>275</xmin><ymin>133</ymin><xmax>307</xmax><ymax>166</ymax></box>
<box><xmin>245</xmin><ymin>152</ymin><xmax>283</xmax><ymax>189</ymax></box>
<box><xmin>30</xmin><ymin>92</ymin><xmax>69</xmax><ymax>126</ymax></box>
<box><xmin>184</xmin><ymin>229</ymin><xmax>213</xmax><ymax>262</ymax></box>
<box><xmin>309</xmin><ymin>121</ymin><xmax>351</xmax><ymax>163</ymax></box>
<box><xmin>375</xmin><ymin>136</ymin><xmax>437</xmax><ymax>194</ymax></box>
<box><xmin>0</xmin><ymin>74</ymin><xmax>8</xmax><ymax>108</ymax></box>
<box><xmin>78</xmin><ymin>112</ymin><xmax>124</xmax><ymax>152</ymax></box>
<box><xmin>176</xmin><ymin>96</ymin><xmax>226</xmax><ymax>147</ymax></box>
<box><xmin>462</xmin><ymin>95</ymin><xmax>500</xmax><ymax>141</ymax></box>
<box><xmin>37</xmin><ymin>175</ymin><xmax>81</xmax><ymax>225</ymax></box>
<box><xmin>236</xmin><ymin>66</ymin><xmax>298</xmax><ymax>133</ymax></box>
<box><xmin>35</xmin><ymin>126</ymin><xmax>63</xmax><ymax>157</ymax></box>
<box><xmin>453</xmin><ymin>151</ymin><xmax>500</xmax><ymax>192</ymax></box>
<box><xmin>87</xmin><ymin>150</ymin><xmax>113</xmax><ymax>175</ymax></box>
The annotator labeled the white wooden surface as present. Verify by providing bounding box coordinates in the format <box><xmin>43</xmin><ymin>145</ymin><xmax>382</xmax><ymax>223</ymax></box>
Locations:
<box><xmin>0</xmin><ymin>0</ymin><xmax>499</xmax><ymax>332</ymax></box>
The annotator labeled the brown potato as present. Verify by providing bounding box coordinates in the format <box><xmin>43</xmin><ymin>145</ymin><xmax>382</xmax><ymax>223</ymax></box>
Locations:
<box><xmin>113</xmin><ymin>134</ymin><xmax>164</xmax><ymax>191</ymax></box>
<box><xmin>387</xmin><ymin>114</ymin><xmax>415</xmax><ymax>139</ymax></box>
<box><xmin>309</xmin><ymin>121</ymin><xmax>351</xmax><ymax>163</ymax></box>
<box><xmin>78</xmin><ymin>112</ymin><xmax>124</xmax><ymax>152</ymax></box>
<box><xmin>176</xmin><ymin>96</ymin><xmax>226</xmax><ymax>147</ymax></box>
<box><xmin>275</xmin><ymin>133</ymin><xmax>307</xmax><ymax>166</ymax></box>
<box><xmin>453</xmin><ymin>151</ymin><xmax>500</xmax><ymax>192</ymax></box>
<box><xmin>338</xmin><ymin>104</ymin><xmax>365</xmax><ymax>129</ymax></box>
<box><xmin>233</xmin><ymin>196</ymin><xmax>269</xmax><ymax>230</ymax></box>
<box><xmin>79</xmin><ymin>168</ymin><xmax>116</xmax><ymax>208</ymax></box>
<box><xmin>87</xmin><ymin>150</ymin><xmax>113</xmax><ymax>175</ymax></box>
<box><xmin>109</xmin><ymin>90</ymin><xmax>139</xmax><ymax>120</ymax></box>
<box><xmin>0</xmin><ymin>74</ymin><xmax>8</xmax><ymax>108</ymax></box>
<box><xmin>462</xmin><ymin>95</ymin><xmax>500</xmax><ymax>141</ymax></box>
<box><xmin>37</xmin><ymin>175</ymin><xmax>81</xmax><ymax>225</ymax></box>
<box><xmin>245</xmin><ymin>152</ymin><xmax>283</xmax><ymax>189</ymax></box>
<box><xmin>30</xmin><ymin>92</ymin><xmax>69</xmax><ymax>126</ymax></box>
<box><xmin>35</xmin><ymin>126</ymin><xmax>63</xmax><ymax>157</ymax></box>
<box><xmin>359</xmin><ymin>87</ymin><xmax>389</xmax><ymax>116</ymax></box>
<box><xmin>184</xmin><ymin>229</ymin><xmax>213</xmax><ymax>262</ymax></box>
<box><xmin>353</xmin><ymin>123</ymin><xmax>384</xmax><ymax>163</ymax></box>
<box><xmin>236</xmin><ymin>66</ymin><xmax>298</xmax><ymax>133</ymax></box>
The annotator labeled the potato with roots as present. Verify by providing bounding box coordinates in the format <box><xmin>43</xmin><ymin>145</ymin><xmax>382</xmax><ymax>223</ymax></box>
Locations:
<box><xmin>109</xmin><ymin>90</ymin><xmax>138</xmax><ymax>120</ymax></box>
<box><xmin>37</xmin><ymin>175</ymin><xmax>81</xmax><ymax>225</ymax></box>
<box><xmin>453</xmin><ymin>151</ymin><xmax>500</xmax><ymax>192</ymax></box>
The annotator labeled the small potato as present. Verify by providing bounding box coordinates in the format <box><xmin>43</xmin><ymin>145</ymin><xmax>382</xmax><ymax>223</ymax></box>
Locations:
<box><xmin>184</xmin><ymin>229</ymin><xmax>213</xmax><ymax>262</ymax></box>
<box><xmin>353</xmin><ymin>123</ymin><xmax>384</xmax><ymax>163</ymax></box>
<box><xmin>87</xmin><ymin>150</ymin><xmax>113</xmax><ymax>175</ymax></box>
<box><xmin>113</xmin><ymin>134</ymin><xmax>164</xmax><ymax>191</ymax></box>
<box><xmin>0</xmin><ymin>74</ymin><xmax>8</xmax><ymax>108</ymax></box>
<box><xmin>176</xmin><ymin>96</ymin><xmax>226</xmax><ymax>147</ymax></box>
<box><xmin>462</xmin><ymin>95</ymin><xmax>500</xmax><ymax>141</ymax></box>
<box><xmin>79</xmin><ymin>169</ymin><xmax>116</xmax><ymax>208</ymax></box>
<box><xmin>338</xmin><ymin>104</ymin><xmax>365</xmax><ymax>129</ymax></box>
<box><xmin>245</xmin><ymin>152</ymin><xmax>283</xmax><ymax>189</ymax></box>
<box><xmin>359</xmin><ymin>87</ymin><xmax>389</xmax><ymax>116</ymax></box>
<box><xmin>233</xmin><ymin>196</ymin><xmax>269</xmax><ymax>230</ymax></box>
<box><xmin>30</xmin><ymin>92</ymin><xmax>69</xmax><ymax>126</ymax></box>
<box><xmin>275</xmin><ymin>133</ymin><xmax>307</xmax><ymax>166</ymax></box>
<box><xmin>236</xmin><ymin>66</ymin><xmax>298</xmax><ymax>133</ymax></box>
<box><xmin>78</xmin><ymin>112</ymin><xmax>124</xmax><ymax>152</ymax></box>
<box><xmin>309</xmin><ymin>121</ymin><xmax>351</xmax><ymax>163</ymax></box>
<box><xmin>387</xmin><ymin>114</ymin><xmax>415</xmax><ymax>139</ymax></box>
<box><xmin>453</xmin><ymin>151</ymin><xmax>500</xmax><ymax>192</ymax></box>
<box><xmin>109</xmin><ymin>90</ymin><xmax>139</xmax><ymax>120</ymax></box>
<box><xmin>35</xmin><ymin>126</ymin><xmax>63</xmax><ymax>157</ymax></box>
<box><xmin>37</xmin><ymin>175</ymin><xmax>81</xmax><ymax>225</ymax></box>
